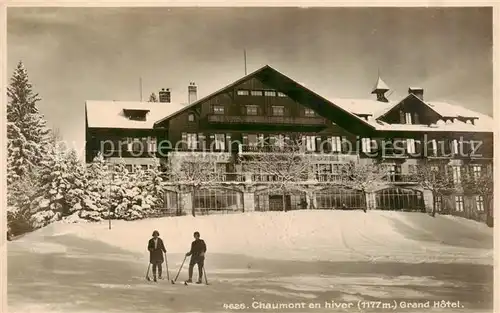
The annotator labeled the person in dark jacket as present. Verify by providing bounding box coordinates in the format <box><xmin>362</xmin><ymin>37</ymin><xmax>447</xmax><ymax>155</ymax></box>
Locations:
<box><xmin>148</xmin><ymin>230</ymin><xmax>167</xmax><ymax>282</ymax></box>
<box><xmin>185</xmin><ymin>231</ymin><xmax>207</xmax><ymax>284</ymax></box>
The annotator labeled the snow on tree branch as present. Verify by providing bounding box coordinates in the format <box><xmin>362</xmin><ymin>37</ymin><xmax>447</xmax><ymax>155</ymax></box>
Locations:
<box><xmin>340</xmin><ymin>161</ymin><xmax>390</xmax><ymax>193</ymax></box>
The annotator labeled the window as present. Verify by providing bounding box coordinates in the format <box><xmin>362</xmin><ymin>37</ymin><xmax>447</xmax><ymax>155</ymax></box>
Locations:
<box><xmin>316</xmin><ymin>163</ymin><xmax>342</xmax><ymax>181</ymax></box>
<box><xmin>331</xmin><ymin>136</ymin><xmax>342</xmax><ymax>152</ymax></box>
<box><xmin>361</xmin><ymin>138</ymin><xmax>372</xmax><ymax>153</ymax></box>
<box><xmin>470</xmin><ymin>140</ymin><xmax>483</xmax><ymax>155</ymax></box>
<box><xmin>405</xmin><ymin>112</ymin><xmax>413</xmax><ymax>124</ymax></box>
<box><xmin>132</xmin><ymin>138</ymin><xmax>142</xmax><ymax>152</ymax></box>
<box><xmin>269</xmin><ymin>134</ymin><xmax>285</xmax><ymax>148</ymax></box>
<box><xmin>148</xmin><ymin>136</ymin><xmax>157</xmax><ymax>152</ymax></box>
<box><xmin>264</xmin><ymin>90</ymin><xmax>276</xmax><ymax>97</ymax></box>
<box><xmin>214</xmin><ymin>134</ymin><xmax>226</xmax><ymax>151</ymax></box>
<box><xmin>304</xmin><ymin>108</ymin><xmax>316</xmax><ymax>117</ymax></box>
<box><xmin>475</xmin><ymin>195</ymin><xmax>485</xmax><ymax>212</ymax></box>
<box><xmin>246</xmin><ymin>134</ymin><xmax>258</xmax><ymax>147</ymax></box>
<box><xmin>125</xmin><ymin>164</ymin><xmax>133</xmax><ymax>173</ymax></box>
<box><xmin>246</xmin><ymin>105</ymin><xmax>258</xmax><ymax>116</ymax></box>
<box><xmin>188</xmin><ymin>113</ymin><xmax>195</xmax><ymax>122</ymax></box>
<box><xmin>472</xmin><ymin>165</ymin><xmax>482</xmax><ymax>179</ymax></box>
<box><xmin>429</xmin><ymin>139</ymin><xmax>438</xmax><ymax>156</ymax></box>
<box><xmin>141</xmin><ymin>165</ymin><xmax>148</xmax><ymax>171</ymax></box>
<box><xmin>272</xmin><ymin>106</ymin><xmax>284</xmax><ymax>116</ymax></box>
<box><xmin>251</xmin><ymin>90</ymin><xmax>263</xmax><ymax>96</ymax></box>
<box><xmin>434</xmin><ymin>196</ymin><xmax>442</xmax><ymax>212</ymax></box>
<box><xmin>407</xmin><ymin>139</ymin><xmax>416</xmax><ymax>154</ymax></box>
<box><xmin>237</xmin><ymin>90</ymin><xmax>249</xmax><ymax>96</ymax></box>
<box><xmin>185</xmin><ymin>133</ymin><xmax>198</xmax><ymax>150</ymax></box>
<box><xmin>387</xmin><ymin>164</ymin><xmax>396</xmax><ymax>181</ymax></box>
<box><xmin>198</xmin><ymin>133</ymin><xmax>206</xmax><ymax>150</ymax></box>
<box><xmin>451</xmin><ymin>166</ymin><xmax>461</xmax><ymax>184</ymax></box>
<box><xmin>399</xmin><ymin>110</ymin><xmax>405</xmax><ymax>124</ymax></box>
<box><xmin>277</xmin><ymin>92</ymin><xmax>287</xmax><ymax>97</ymax></box>
<box><xmin>414</xmin><ymin>112</ymin><xmax>420</xmax><ymax>124</ymax></box>
<box><xmin>455</xmin><ymin>196</ymin><xmax>464</xmax><ymax>212</ymax></box>
<box><xmin>305</xmin><ymin>136</ymin><xmax>316</xmax><ymax>151</ymax></box>
<box><xmin>451</xmin><ymin>139</ymin><xmax>459</xmax><ymax>155</ymax></box>
<box><xmin>213</xmin><ymin>105</ymin><xmax>225</xmax><ymax>115</ymax></box>
<box><xmin>126</xmin><ymin>137</ymin><xmax>133</xmax><ymax>151</ymax></box>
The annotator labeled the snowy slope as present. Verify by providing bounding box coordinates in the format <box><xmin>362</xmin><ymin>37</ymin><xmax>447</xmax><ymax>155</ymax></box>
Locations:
<box><xmin>19</xmin><ymin>211</ymin><xmax>493</xmax><ymax>265</ymax></box>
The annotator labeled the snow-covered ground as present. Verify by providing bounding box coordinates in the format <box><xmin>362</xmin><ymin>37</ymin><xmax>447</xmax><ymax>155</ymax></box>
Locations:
<box><xmin>8</xmin><ymin>211</ymin><xmax>494</xmax><ymax>313</ymax></box>
<box><xmin>23</xmin><ymin>210</ymin><xmax>493</xmax><ymax>265</ymax></box>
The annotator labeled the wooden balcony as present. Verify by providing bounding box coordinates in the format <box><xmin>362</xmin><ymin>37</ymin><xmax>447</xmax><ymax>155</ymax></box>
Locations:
<box><xmin>206</xmin><ymin>114</ymin><xmax>328</xmax><ymax>127</ymax></box>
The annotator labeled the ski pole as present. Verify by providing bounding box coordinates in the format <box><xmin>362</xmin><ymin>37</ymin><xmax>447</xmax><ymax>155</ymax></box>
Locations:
<box><xmin>203</xmin><ymin>266</ymin><xmax>209</xmax><ymax>285</ymax></box>
<box><xmin>171</xmin><ymin>255</ymin><xmax>187</xmax><ymax>284</ymax></box>
<box><xmin>165</xmin><ymin>252</ymin><xmax>170</xmax><ymax>281</ymax></box>
<box><xmin>145</xmin><ymin>263</ymin><xmax>151</xmax><ymax>281</ymax></box>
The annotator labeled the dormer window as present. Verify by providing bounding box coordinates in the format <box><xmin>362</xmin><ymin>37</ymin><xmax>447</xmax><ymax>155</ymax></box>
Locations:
<box><xmin>123</xmin><ymin>109</ymin><xmax>150</xmax><ymax>121</ymax></box>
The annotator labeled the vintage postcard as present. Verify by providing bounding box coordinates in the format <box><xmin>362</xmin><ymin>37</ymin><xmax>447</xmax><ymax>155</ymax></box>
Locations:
<box><xmin>1</xmin><ymin>5</ymin><xmax>496</xmax><ymax>313</ymax></box>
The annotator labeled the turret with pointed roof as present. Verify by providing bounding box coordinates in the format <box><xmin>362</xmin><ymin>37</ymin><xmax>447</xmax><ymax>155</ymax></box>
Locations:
<box><xmin>371</xmin><ymin>76</ymin><xmax>390</xmax><ymax>102</ymax></box>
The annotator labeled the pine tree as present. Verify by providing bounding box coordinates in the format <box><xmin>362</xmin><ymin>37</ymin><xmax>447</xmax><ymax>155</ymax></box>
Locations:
<box><xmin>7</xmin><ymin>61</ymin><xmax>50</xmax><ymax>181</ymax></box>
<box><xmin>149</xmin><ymin>92</ymin><xmax>158</xmax><ymax>102</ymax></box>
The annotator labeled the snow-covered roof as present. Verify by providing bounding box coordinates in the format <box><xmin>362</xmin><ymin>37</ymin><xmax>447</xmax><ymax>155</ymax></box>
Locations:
<box><xmin>426</xmin><ymin>101</ymin><xmax>482</xmax><ymax>118</ymax></box>
<box><xmin>328</xmin><ymin>98</ymin><xmax>394</xmax><ymax>116</ymax></box>
<box><xmin>86</xmin><ymin>100</ymin><xmax>185</xmax><ymax>129</ymax></box>
<box><xmin>326</xmin><ymin>96</ymin><xmax>493</xmax><ymax>133</ymax></box>
<box><xmin>369</xmin><ymin>119</ymin><xmax>493</xmax><ymax>132</ymax></box>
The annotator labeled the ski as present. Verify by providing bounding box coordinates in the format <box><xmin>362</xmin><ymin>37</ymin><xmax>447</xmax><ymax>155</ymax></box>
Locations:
<box><xmin>183</xmin><ymin>281</ymin><xmax>208</xmax><ymax>286</ymax></box>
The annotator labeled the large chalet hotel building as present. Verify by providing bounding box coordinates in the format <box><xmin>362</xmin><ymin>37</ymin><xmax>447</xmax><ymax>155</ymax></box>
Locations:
<box><xmin>85</xmin><ymin>65</ymin><xmax>493</xmax><ymax>221</ymax></box>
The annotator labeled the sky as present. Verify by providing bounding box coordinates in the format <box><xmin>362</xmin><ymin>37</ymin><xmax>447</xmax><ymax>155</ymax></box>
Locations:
<box><xmin>7</xmin><ymin>7</ymin><xmax>493</xmax><ymax>153</ymax></box>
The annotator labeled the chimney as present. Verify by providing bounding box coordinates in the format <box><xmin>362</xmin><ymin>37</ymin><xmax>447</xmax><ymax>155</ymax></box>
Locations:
<box><xmin>188</xmin><ymin>82</ymin><xmax>197</xmax><ymax>104</ymax></box>
<box><xmin>158</xmin><ymin>88</ymin><xmax>171</xmax><ymax>103</ymax></box>
<box><xmin>408</xmin><ymin>87</ymin><xmax>424</xmax><ymax>100</ymax></box>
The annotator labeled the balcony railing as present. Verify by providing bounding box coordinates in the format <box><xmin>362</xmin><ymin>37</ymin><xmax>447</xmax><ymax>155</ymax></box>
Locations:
<box><xmin>316</xmin><ymin>174</ymin><xmax>344</xmax><ymax>182</ymax></box>
<box><xmin>216</xmin><ymin>173</ymin><xmax>246</xmax><ymax>182</ymax></box>
<box><xmin>385</xmin><ymin>174</ymin><xmax>419</xmax><ymax>183</ymax></box>
<box><xmin>206</xmin><ymin>114</ymin><xmax>328</xmax><ymax>126</ymax></box>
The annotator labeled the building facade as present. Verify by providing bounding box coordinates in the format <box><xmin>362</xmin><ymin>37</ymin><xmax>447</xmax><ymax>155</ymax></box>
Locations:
<box><xmin>85</xmin><ymin>65</ymin><xmax>494</xmax><ymax>222</ymax></box>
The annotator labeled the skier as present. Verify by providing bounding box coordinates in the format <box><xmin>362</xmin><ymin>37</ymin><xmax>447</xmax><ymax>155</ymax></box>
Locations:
<box><xmin>185</xmin><ymin>231</ymin><xmax>207</xmax><ymax>284</ymax></box>
<box><xmin>147</xmin><ymin>230</ymin><xmax>167</xmax><ymax>282</ymax></box>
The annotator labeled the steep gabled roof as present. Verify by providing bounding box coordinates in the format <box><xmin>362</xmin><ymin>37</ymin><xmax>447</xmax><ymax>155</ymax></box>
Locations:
<box><xmin>154</xmin><ymin>65</ymin><xmax>273</xmax><ymax>126</ymax></box>
<box><xmin>153</xmin><ymin>65</ymin><xmax>376</xmax><ymax>133</ymax></box>
<box><xmin>375</xmin><ymin>93</ymin><xmax>442</xmax><ymax>120</ymax></box>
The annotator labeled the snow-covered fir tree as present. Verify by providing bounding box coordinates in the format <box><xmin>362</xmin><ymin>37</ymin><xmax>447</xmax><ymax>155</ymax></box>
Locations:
<box><xmin>30</xmin><ymin>138</ymin><xmax>87</xmax><ymax>228</ymax></box>
<box><xmin>108</xmin><ymin>161</ymin><xmax>165</xmax><ymax>221</ymax></box>
<box><xmin>7</xmin><ymin>61</ymin><xmax>51</xmax><ymax>182</ymax></box>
